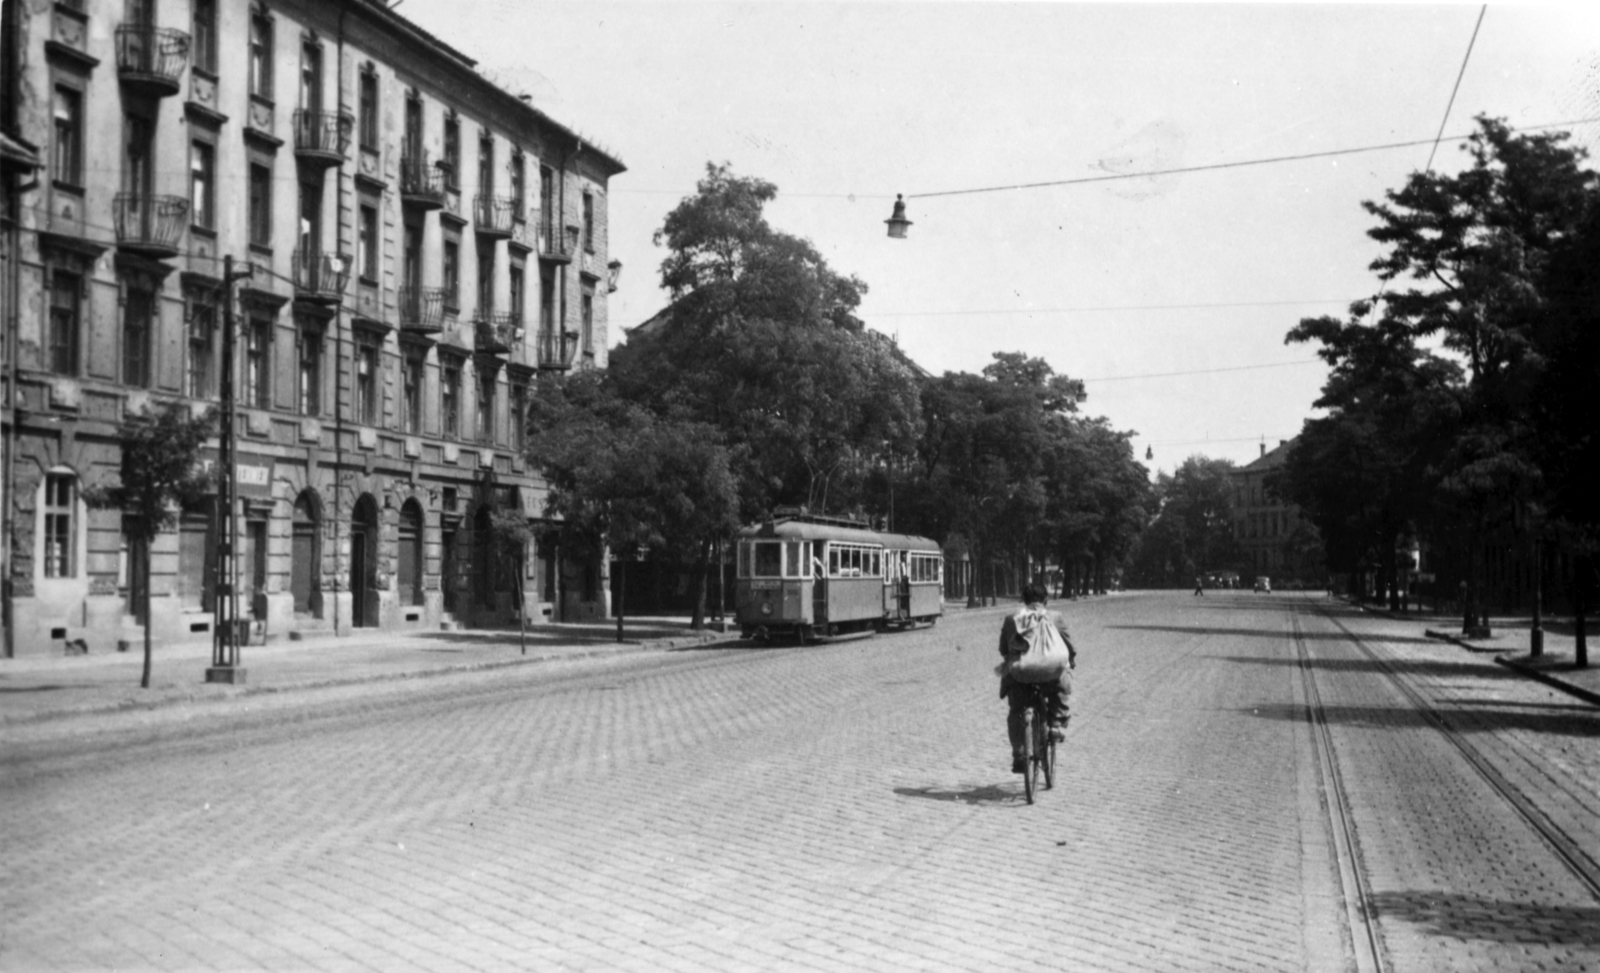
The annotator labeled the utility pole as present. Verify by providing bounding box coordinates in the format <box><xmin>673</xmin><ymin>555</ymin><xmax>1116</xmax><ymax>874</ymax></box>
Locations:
<box><xmin>207</xmin><ymin>255</ymin><xmax>253</xmax><ymax>684</ymax></box>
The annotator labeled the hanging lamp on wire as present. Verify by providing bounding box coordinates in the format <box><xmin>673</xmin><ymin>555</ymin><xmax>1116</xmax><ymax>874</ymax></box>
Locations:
<box><xmin>885</xmin><ymin>194</ymin><xmax>912</xmax><ymax>239</ymax></box>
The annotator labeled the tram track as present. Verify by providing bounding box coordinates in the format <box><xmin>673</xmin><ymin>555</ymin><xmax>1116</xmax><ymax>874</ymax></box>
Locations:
<box><xmin>1292</xmin><ymin>610</ymin><xmax>1388</xmax><ymax>973</ymax></box>
<box><xmin>1309</xmin><ymin>602</ymin><xmax>1600</xmax><ymax>904</ymax></box>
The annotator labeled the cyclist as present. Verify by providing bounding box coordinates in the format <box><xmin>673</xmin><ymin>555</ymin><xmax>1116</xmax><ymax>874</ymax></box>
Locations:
<box><xmin>998</xmin><ymin>582</ymin><xmax>1076</xmax><ymax>773</ymax></box>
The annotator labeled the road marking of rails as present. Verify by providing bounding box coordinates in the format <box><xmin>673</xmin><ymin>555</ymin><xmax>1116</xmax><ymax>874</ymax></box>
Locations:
<box><xmin>1314</xmin><ymin>605</ymin><xmax>1600</xmax><ymax>904</ymax></box>
<box><xmin>1294</xmin><ymin>612</ymin><xmax>1388</xmax><ymax>973</ymax></box>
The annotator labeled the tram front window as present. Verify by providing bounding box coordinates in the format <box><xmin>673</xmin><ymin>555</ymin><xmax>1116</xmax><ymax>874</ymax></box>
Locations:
<box><xmin>752</xmin><ymin>542</ymin><xmax>782</xmax><ymax>578</ymax></box>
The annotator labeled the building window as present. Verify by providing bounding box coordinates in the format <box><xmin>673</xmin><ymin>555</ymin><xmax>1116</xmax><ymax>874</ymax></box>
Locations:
<box><xmin>42</xmin><ymin>473</ymin><xmax>77</xmax><ymax>579</ymax></box>
<box><xmin>297</xmin><ymin>322</ymin><xmax>322</xmax><ymax>415</ymax></box>
<box><xmin>508</xmin><ymin>262</ymin><xmax>524</xmax><ymax>322</ymax></box>
<box><xmin>478</xmin><ymin>134</ymin><xmax>493</xmax><ymax>195</ymax></box>
<box><xmin>402</xmin><ymin>352</ymin><xmax>423</xmax><ymax>433</ymax></box>
<box><xmin>192</xmin><ymin>0</ymin><xmax>217</xmax><ymax>74</ymax></box>
<box><xmin>187</xmin><ymin>288</ymin><xmax>217</xmax><ymax>399</ymax></box>
<box><xmin>358</xmin><ymin>200</ymin><xmax>379</xmax><ymax>280</ymax></box>
<box><xmin>355</xmin><ymin>340</ymin><xmax>379</xmax><ymax>425</ymax></box>
<box><xmin>123</xmin><ymin>286</ymin><xmax>154</xmax><ymax>388</ymax></box>
<box><xmin>441</xmin><ymin>358</ymin><xmax>461</xmax><ymax>437</ymax></box>
<box><xmin>249</xmin><ymin>8</ymin><xmax>273</xmax><ymax>100</ymax></box>
<box><xmin>581</xmin><ymin>285</ymin><xmax>594</xmax><ymax>354</ymax></box>
<box><xmin>48</xmin><ymin>266</ymin><xmax>81</xmax><ymax>376</ymax></box>
<box><xmin>509</xmin><ymin>379</ymin><xmax>527</xmax><ymax>451</ymax></box>
<box><xmin>510</xmin><ymin>151</ymin><xmax>525</xmax><ymax>213</ymax></box>
<box><xmin>443</xmin><ymin>114</ymin><xmax>460</xmax><ymax>189</ymax></box>
<box><xmin>539</xmin><ymin>265</ymin><xmax>555</xmax><ymax>332</ymax></box>
<box><xmin>52</xmin><ymin>86</ymin><xmax>82</xmax><ymax>187</ymax></box>
<box><xmin>358</xmin><ymin>66</ymin><xmax>378</xmax><ymax>150</ymax></box>
<box><xmin>299</xmin><ymin>40</ymin><xmax>322</xmax><ymax>112</ymax></box>
<box><xmin>442</xmin><ymin>237</ymin><xmax>460</xmax><ymax>308</ymax></box>
<box><xmin>190</xmin><ymin>140</ymin><xmax>215</xmax><ymax>231</ymax></box>
<box><xmin>582</xmin><ymin>191</ymin><xmax>594</xmax><ymax>253</ymax></box>
<box><xmin>477</xmin><ymin>242</ymin><xmax>494</xmax><ymax>313</ymax></box>
<box><xmin>248</xmin><ymin>162</ymin><xmax>272</xmax><ymax>248</ymax></box>
<box><xmin>477</xmin><ymin>368</ymin><xmax>494</xmax><ymax>444</ymax></box>
<box><xmin>245</xmin><ymin>317</ymin><xmax>271</xmax><ymax>409</ymax></box>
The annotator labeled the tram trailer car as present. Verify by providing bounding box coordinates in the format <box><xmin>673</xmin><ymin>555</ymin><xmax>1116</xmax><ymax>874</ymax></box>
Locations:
<box><xmin>735</xmin><ymin>516</ymin><xmax>944</xmax><ymax>641</ymax></box>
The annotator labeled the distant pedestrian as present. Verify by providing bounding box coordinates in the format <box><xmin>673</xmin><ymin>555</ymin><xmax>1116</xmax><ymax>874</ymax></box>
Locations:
<box><xmin>1193</xmin><ymin>575</ymin><xmax>1204</xmax><ymax>596</ymax></box>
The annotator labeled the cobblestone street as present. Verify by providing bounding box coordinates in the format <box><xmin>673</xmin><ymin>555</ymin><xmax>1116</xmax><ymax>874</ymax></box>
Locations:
<box><xmin>3</xmin><ymin>593</ymin><xmax>1596</xmax><ymax>972</ymax></box>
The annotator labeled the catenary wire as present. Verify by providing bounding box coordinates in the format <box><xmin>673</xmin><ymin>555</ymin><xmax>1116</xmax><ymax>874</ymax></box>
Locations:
<box><xmin>1425</xmin><ymin>6</ymin><xmax>1488</xmax><ymax>174</ymax></box>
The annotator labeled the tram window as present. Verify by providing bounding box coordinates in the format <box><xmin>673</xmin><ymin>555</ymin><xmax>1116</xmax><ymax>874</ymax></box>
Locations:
<box><xmin>753</xmin><ymin>542</ymin><xmax>782</xmax><ymax>578</ymax></box>
<box><xmin>829</xmin><ymin>548</ymin><xmax>840</xmax><ymax>576</ymax></box>
<box><xmin>785</xmin><ymin>542</ymin><xmax>801</xmax><ymax>578</ymax></box>
<box><xmin>872</xmin><ymin>551</ymin><xmax>881</xmax><ymax>577</ymax></box>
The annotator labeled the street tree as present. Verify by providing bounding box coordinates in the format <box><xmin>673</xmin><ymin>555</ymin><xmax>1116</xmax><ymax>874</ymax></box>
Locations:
<box><xmin>83</xmin><ymin>404</ymin><xmax>216</xmax><ymax>688</ymax></box>
<box><xmin>609</xmin><ymin>163</ymin><xmax>922</xmax><ymax>521</ymax></box>
<box><xmin>525</xmin><ymin>369</ymin><xmax>741</xmax><ymax>629</ymax></box>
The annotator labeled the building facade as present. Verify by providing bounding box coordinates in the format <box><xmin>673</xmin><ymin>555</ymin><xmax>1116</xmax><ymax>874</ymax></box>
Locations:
<box><xmin>1231</xmin><ymin>438</ymin><xmax>1320</xmax><ymax>585</ymax></box>
<box><xmin>1</xmin><ymin>0</ymin><xmax>624</xmax><ymax>656</ymax></box>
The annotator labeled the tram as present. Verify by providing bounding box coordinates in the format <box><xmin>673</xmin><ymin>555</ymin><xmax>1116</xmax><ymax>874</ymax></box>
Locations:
<box><xmin>734</xmin><ymin>513</ymin><xmax>944</xmax><ymax>641</ymax></box>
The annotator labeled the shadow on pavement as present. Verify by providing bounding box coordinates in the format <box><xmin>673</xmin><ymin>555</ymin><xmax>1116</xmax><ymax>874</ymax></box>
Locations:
<box><xmin>1370</xmin><ymin>890</ymin><xmax>1600</xmax><ymax>946</ymax></box>
<box><xmin>1107</xmin><ymin>624</ymin><xmax>1438</xmax><ymax>645</ymax></box>
<box><xmin>1216</xmin><ymin>654</ymin><xmax>1519</xmax><ymax>680</ymax></box>
<box><xmin>889</xmin><ymin>784</ymin><xmax>1024</xmax><ymax>806</ymax></box>
<box><xmin>1242</xmin><ymin>703</ymin><xmax>1600</xmax><ymax>737</ymax></box>
<box><xmin>895</xmin><ymin>783</ymin><xmax>1025</xmax><ymax>807</ymax></box>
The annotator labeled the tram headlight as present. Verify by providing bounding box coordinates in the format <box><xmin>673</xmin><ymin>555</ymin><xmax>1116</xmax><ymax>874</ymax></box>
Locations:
<box><xmin>760</xmin><ymin>601</ymin><xmax>773</xmax><ymax>616</ymax></box>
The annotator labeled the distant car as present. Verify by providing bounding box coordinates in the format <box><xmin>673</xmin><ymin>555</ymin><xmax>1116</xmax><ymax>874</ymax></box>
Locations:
<box><xmin>1254</xmin><ymin>576</ymin><xmax>1272</xmax><ymax>593</ymax></box>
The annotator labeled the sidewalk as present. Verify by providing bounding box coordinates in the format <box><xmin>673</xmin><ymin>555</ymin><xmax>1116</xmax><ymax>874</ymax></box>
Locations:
<box><xmin>0</xmin><ymin>599</ymin><xmax>996</xmax><ymax>730</ymax></box>
<box><xmin>1351</xmin><ymin>601</ymin><xmax>1600</xmax><ymax>706</ymax></box>
<box><xmin>0</xmin><ymin>616</ymin><xmax>736</xmax><ymax>728</ymax></box>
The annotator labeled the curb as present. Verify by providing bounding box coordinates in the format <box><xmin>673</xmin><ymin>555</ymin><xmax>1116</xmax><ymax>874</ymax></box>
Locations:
<box><xmin>2</xmin><ymin>631</ymin><xmax>736</xmax><ymax>729</ymax></box>
<box><xmin>1493</xmin><ymin>656</ymin><xmax>1600</xmax><ymax>708</ymax></box>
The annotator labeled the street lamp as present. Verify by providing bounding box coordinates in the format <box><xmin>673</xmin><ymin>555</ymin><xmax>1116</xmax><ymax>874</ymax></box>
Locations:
<box><xmin>606</xmin><ymin>258</ymin><xmax>623</xmax><ymax>293</ymax></box>
<box><xmin>885</xmin><ymin>194</ymin><xmax>912</xmax><ymax>239</ymax></box>
<box><xmin>208</xmin><ymin>254</ymin><xmax>255</xmax><ymax>685</ymax></box>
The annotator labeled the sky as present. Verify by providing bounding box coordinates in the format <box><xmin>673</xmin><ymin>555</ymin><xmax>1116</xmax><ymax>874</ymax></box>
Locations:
<box><xmin>398</xmin><ymin>0</ymin><xmax>1600</xmax><ymax>475</ymax></box>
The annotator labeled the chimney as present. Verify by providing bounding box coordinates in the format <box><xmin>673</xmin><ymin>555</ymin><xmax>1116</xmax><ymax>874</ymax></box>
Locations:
<box><xmin>1259</xmin><ymin>443</ymin><xmax>1265</xmax><ymax>458</ymax></box>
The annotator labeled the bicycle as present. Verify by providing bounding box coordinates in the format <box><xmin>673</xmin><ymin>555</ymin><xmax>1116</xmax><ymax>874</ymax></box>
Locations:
<box><xmin>1016</xmin><ymin>682</ymin><xmax>1058</xmax><ymax>803</ymax></box>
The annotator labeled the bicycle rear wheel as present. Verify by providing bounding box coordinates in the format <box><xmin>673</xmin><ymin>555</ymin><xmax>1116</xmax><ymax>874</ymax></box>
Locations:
<box><xmin>1042</xmin><ymin>727</ymin><xmax>1056</xmax><ymax>790</ymax></box>
<box><xmin>1021</xmin><ymin>707</ymin><xmax>1037</xmax><ymax>804</ymax></box>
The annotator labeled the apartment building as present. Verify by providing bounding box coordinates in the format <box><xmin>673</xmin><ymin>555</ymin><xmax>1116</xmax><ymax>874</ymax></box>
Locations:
<box><xmin>0</xmin><ymin>0</ymin><xmax>624</xmax><ymax>656</ymax></box>
<box><xmin>1231</xmin><ymin>437</ymin><xmax>1321</xmax><ymax>585</ymax></box>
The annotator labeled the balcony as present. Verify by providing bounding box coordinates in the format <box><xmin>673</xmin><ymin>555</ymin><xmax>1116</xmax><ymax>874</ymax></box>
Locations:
<box><xmin>475</xmin><ymin>313</ymin><xmax>522</xmax><ymax>355</ymax></box>
<box><xmin>399</xmin><ymin>285</ymin><xmax>446</xmax><ymax>334</ymax></box>
<box><xmin>535</xmin><ymin>328</ymin><xmax>579</xmax><ymax>371</ymax></box>
<box><xmin>293</xmin><ymin>110</ymin><xmax>354</xmax><ymax>168</ymax></box>
<box><xmin>475</xmin><ymin>196</ymin><xmax>516</xmax><ymax>239</ymax></box>
<box><xmin>537</xmin><ymin>223</ymin><xmax>576</xmax><ymax>264</ymax></box>
<box><xmin>292</xmin><ymin>249</ymin><xmax>351</xmax><ymax>304</ymax></box>
<box><xmin>399</xmin><ymin>155</ymin><xmax>446</xmax><ymax>210</ymax></box>
<box><xmin>115</xmin><ymin>24</ymin><xmax>190</xmax><ymax>98</ymax></box>
<box><xmin>113</xmin><ymin>192</ymin><xmax>188</xmax><ymax>258</ymax></box>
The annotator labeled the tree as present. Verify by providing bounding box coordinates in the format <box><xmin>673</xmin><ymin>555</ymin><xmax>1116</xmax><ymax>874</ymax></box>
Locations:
<box><xmin>610</xmin><ymin>163</ymin><xmax>922</xmax><ymax>522</ymax></box>
<box><xmin>83</xmin><ymin>404</ymin><xmax>216</xmax><ymax>688</ymax></box>
<box><xmin>1126</xmin><ymin>457</ymin><xmax>1240</xmax><ymax>588</ymax></box>
<box><xmin>525</xmin><ymin>369</ymin><xmax>741</xmax><ymax>630</ymax></box>
<box><xmin>1290</xmin><ymin>115</ymin><xmax>1597</xmax><ymax>631</ymax></box>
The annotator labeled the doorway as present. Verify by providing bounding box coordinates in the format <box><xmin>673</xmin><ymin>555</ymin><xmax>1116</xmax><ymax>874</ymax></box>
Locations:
<box><xmin>350</xmin><ymin>495</ymin><xmax>378</xmax><ymax>627</ymax></box>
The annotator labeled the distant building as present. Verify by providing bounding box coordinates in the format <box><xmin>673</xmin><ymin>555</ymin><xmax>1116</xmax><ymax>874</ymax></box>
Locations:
<box><xmin>1</xmin><ymin>0</ymin><xmax>624</xmax><ymax>656</ymax></box>
<box><xmin>1231</xmin><ymin>438</ymin><xmax>1318</xmax><ymax>584</ymax></box>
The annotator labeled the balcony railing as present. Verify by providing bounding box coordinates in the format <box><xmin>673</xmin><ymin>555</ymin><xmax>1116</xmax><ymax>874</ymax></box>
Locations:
<box><xmin>537</xmin><ymin>223</ymin><xmax>573</xmax><ymax>263</ymax></box>
<box><xmin>113</xmin><ymin>192</ymin><xmax>188</xmax><ymax>258</ymax></box>
<box><xmin>474</xmin><ymin>196</ymin><xmax>516</xmax><ymax>238</ymax></box>
<box><xmin>115</xmin><ymin>24</ymin><xmax>190</xmax><ymax>97</ymax></box>
<box><xmin>399</xmin><ymin>155</ymin><xmax>446</xmax><ymax>209</ymax></box>
<box><xmin>399</xmin><ymin>285</ymin><xmax>446</xmax><ymax>333</ymax></box>
<box><xmin>293</xmin><ymin>110</ymin><xmax>354</xmax><ymax>167</ymax></box>
<box><xmin>535</xmin><ymin>329</ymin><xmax>579</xmax><ymax>371</ymax></box>
<box><xmin>292</xmin><ymin>249</ymin><xmax>351</xmax><ymax>303</ymax></box>
<box><xmin>475</xmin><ymin>313</ymin><xmax>522</xmax><ymax>355</ymax></box>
